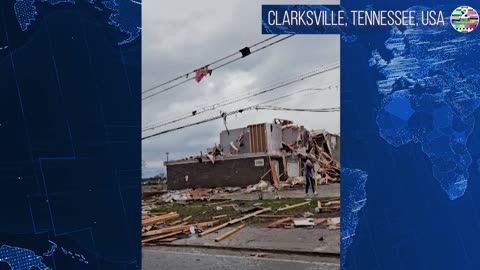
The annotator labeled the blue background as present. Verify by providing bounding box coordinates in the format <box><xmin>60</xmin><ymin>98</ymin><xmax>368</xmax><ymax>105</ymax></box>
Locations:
<box><xmin>0</xmin><ymin>0</ymin><xmax>140</xmax><ymax>269</ymax></box>
<box><xmin>265</xmin><ymin>2</ymin><xmax>480</xmax><ymax>270</ymax></box>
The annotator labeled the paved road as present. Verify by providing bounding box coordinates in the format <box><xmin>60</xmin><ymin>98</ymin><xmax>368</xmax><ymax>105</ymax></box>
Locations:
<box><xmin>143</xmin><ymin>249</ymin><xmax>339</xmax><ymax>270</ymax></box>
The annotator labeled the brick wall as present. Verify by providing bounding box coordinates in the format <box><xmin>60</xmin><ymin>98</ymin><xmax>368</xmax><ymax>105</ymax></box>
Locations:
<box><xmin>166</xmin><ymin>156</ymin><xmax>272</xmax><ymax>190</ymax></box>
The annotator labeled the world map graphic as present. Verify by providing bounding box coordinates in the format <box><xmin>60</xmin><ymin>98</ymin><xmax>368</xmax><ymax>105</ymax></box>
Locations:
<box><xmin>0</xmin><ymin>0</ymin><xmax>141</xmax><ymax>269</ymax></box>
<box><xmin>370</xmin><ymin>6</ymin><xmax>480</xmax><ymax>200</ymax></box>
<box><xmin>13</xmin><ymin>0</ymin><xmax>141</xmax><ymax>45</ymax></box>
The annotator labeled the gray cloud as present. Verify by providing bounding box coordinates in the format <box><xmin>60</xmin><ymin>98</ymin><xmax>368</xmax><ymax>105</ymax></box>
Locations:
<box><xmin>142</xmin><ymin>0</ymin><xmax>340</xmax><ymax>177</ymax></box>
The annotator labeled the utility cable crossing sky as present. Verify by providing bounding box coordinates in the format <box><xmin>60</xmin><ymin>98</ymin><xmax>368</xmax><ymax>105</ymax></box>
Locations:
<box><xmin>142</xmin><ymin>64</ymin><xmax>339</xmax><ymax>132</ymax></box>
<box><xmin>142</xmin><ymin>34</ymin><xmax>295</xmax><ymax>100</ymax></box>
<box><xmin>142</xmin><ymin>83</ymin><xmax>339</xmax><ymax>140</ymax></box>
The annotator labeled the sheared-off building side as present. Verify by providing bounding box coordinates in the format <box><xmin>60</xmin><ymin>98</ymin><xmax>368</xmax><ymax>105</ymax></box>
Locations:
<box><xmin>165</xmin><ymin>119</ymin><xmax>340</xmax><ymax>190</ymax></box>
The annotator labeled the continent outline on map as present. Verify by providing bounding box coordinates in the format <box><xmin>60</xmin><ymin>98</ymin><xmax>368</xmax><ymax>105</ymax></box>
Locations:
<box><xmin>0</xmin><ymin>245</ymin><xmax>50</xmax><ymax>270</ymax></box>
<box><xmin>370</xmin><ymin>5</ymin><xmax>480</xmax><ymax>200</ymax></box>
<box><xmin>13</xmin><ymin>0</ymin><xmax>141</xmax><ymax>45</ymax></box>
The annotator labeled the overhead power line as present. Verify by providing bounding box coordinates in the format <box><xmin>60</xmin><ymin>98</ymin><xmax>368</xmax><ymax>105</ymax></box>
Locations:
<box><xmin>142</xmin><ymin>84</ymin><xmax>339</xmax><ymax>140</ymax></box>
<box><xmin>143</xmin><ymin>64</ymin><xmax>338</xmax><ymax>130</ymax></box>
<box><xmin>142</xmin><ymin>64</ymin><xmax>339</xmax><ymax>132</ymax></box>
<box><xmin>142</xmin><ymin>34</ymin><xmax>295</xmax><ymax>100</ymax></box>
<box><xmin>142</xmin><ymin>35</ymin><xmax>281</xmax><ymax>93</ymax></box>
<box><xmin>142</xmin><ymin>105</ymin><xmax>339</xmax><ymax>140</ymax></box>
<box><xmin>255</xmin><ymin>106</ymin><xmax>340</xmax><ymax>112</ymax></box>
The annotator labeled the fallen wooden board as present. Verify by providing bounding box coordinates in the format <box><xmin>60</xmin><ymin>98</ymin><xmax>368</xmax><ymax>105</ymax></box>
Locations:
<box><xmin>256</xmin><ymin>215</ymin><xmax>294</xmax><ymax>219</ymax></box>
<box><xmin>269</xmin><ymin>159</ymin><xmax>281</xmax><ymax>189</ymax></box>
<box><xmin>213</xmin><ymin>214</ymin><xmax>227</xmax><ymax>219</ymax></box>
<box><xmin>142</xmin><ymin>212</ymin><xmax>177</xmax><ymax>223</ymax></box>
<box><xmin>150</xmin><ymin>212</ymin><xmax>169</xmax><ymax>216</ymax></box>
<box><xmin>268</xmin><ymin>217</ymin><xmax>293</xmax><ymax>228</ymax></box>
<box><xmin>142</xmin><ymin>230</ymin><xmax>184</xmax><ymax>244</ymax></box>
<box><xmin>200</xmin><ymin>208</ymin><xmax>271</xmax><ymax>237</ymax></box>
<box><xmin>215</xmin><ymin>224</ymin><xmax>246</xmax><ymax>242</ymax></box>
<box><xmin>182</xmin><ymin>216</ymin><xmax>192</xmax><ymax>222</ymax></box>
<box><xmin>324</xmin><ymin>200</ymin><xmax>340</xmax><ymax>206</ymax></box>
<box><xmin>318</xmin><ymin>207</ymin><xmax>340</xmax><ymax>212</ymax></box>
<box><xmin>277</xmin><ymin>201</ymin><xmax>310</xmax><ymax>212</ymax></box>
<box><xmin>169</xmin><ymin>220</ymin><xmax>183</xmax><ymax>226</ymax></box>
<box><xmin>156</xmin><ymin>237</ymin><xmax>178</xmax><ymax>242</ymax></box>
<box><xmin>142</xmin><ymin>212</ymin><xmax>179</xmax><ymax>226</ymax></box>
<box><xmin>142</xmin><ymin>220</ymin><xmax>219</xmax><ymax>237</ymax></box>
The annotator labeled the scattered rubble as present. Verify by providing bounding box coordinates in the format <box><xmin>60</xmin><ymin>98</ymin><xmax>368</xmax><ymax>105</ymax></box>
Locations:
<box><xmin>245</xmin><ymin>180</ymin><xmax>275</xmax><ymax>193</ymax></box>
<box><xmin>141</xmin><ymin>202</ymin><xmax>340</xmax><ymax>245</ymax></box>
<box><xmin>268</xmin><ymin>217</ymin><xmax>293</xmax><ymax>228</ymax></box>
<box><xmin>277</xmin><ymin>201</ymin><xmax>311</xmax><ymax>212</ymax></box>
<box><xmin>292</xmin><ymin>218</ymin><xmax>315</xmax><ymax>227</ymax></box>
<box><xmin>285</xmin><ymin>176</ymin><xmax>306</xmax><ymax>187</ymax></box>
<box><xmin>327</xmin><ymin>217</ymin><xmax>341</xmax><ymax>230</ymax></box>
<box><xmin>302</xmin><ymin>212</ymin><xmax>314</xmax><ymax>218</ymax></box>
<box><xmin>159</xmin><ymin>190</ymin><xmax>192</xmax><ymax>203</ymax></box>
<box><xmin>214</xmin><ymin>224</ymin><xmax>246</xmax><ymax>242</ymax></box>
<box><xmin>162</xmin><ymin>119</ymin><xmax>340</xmax><ymax>191</ymax></box>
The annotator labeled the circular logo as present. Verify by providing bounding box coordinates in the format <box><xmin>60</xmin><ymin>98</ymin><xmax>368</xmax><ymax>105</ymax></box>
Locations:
<box><xmin>451</xmin><ymin>6</ymin><xmax>479</xmax><ymax>33</ymax></box>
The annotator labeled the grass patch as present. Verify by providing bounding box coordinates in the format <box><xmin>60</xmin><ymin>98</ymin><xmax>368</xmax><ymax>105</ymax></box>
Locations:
<box><xmin>150</xmin><ymin>197</ymin><xmax>339</xmax><ymax>224</ymax></box>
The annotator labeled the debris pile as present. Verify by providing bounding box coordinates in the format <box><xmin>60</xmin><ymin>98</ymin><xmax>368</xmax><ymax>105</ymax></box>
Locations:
<box><xmin>163</xmin><ymin>119</ymin><xmax>340</xmax><ymax>191</ymax></box>
<box><xmin>141</xmin><ymin>198</ymin><xmax>340</xmax><ymax>245</ymax></box>
<box><xmin>284</xmin><ymin>176</ymin><xmax>306</xmax><ymax>187</ymax></box>
<box><xmin>279</xmin><ymin>123</ymin><xmax>340</xmax><ymax>185</ymax></box>
<box><xmin>159</xmin><ymin>190</ymin><xmax>192</xmax><ymax>203</ymax></box>
<box><xmin>177</xmin><ymin>143</ymin><xmax>226</xmax><ymax>164</ymax></box>
<box><xmin>245</xmin><ymin>180</ymin><xmax>275</xmax><ymax>193</ymax></box>
<box><xmin>141</xmin><ymin>208</ymin><xmax>270</xmax><ymax>244</ymax></box>
<box><xmin>258</xmin><ymin>199</ymin><xmax>339</xmax><ymax>230</ymax></box>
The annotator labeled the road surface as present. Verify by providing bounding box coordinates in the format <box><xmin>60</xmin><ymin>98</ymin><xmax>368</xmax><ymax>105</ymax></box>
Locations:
<box><xmin>143</xmin><ymin>248</ymin><xmax>339</xmax><ymax>270</ymax></box>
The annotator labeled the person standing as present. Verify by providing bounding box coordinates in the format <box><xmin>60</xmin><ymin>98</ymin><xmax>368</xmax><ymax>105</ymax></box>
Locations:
<box><xmin>301</xmin><ymin>126</ymin><xmax>310</xmax><ymax>149</ymax></box>
<box><xmin>304</xmin><ymin>157</ymin><xmax>317</xmax><ymax>196</ymax></box>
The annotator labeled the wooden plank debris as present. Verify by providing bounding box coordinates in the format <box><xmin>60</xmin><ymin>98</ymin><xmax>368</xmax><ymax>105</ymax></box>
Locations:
<box><xmin>200</xmin><ymin>208</ymin><xmax>271</xmax><ymax>237</ymax></box>
<box><xmin>142</xmin><ymin>220</ymin><xmax>219</xmax><ymax>237</ymax></box>
<box><xmin>142</xmin><ymin>212</ymin><xmax>179</xmax><ymax>226</ymax></box>
<box><xmin>269</xmin><ymin>159</ymin><xmax>281</xmax><ymax>189</ymax></box>
<box><xmin>214</xmin><ymin>224</ymin><xmax>246</xmax><ymax>242</ymax></box>
<box><xmin>169</xmin><ymin>220</ymin><xmax>183</xmax><ymax>226</ymax></box>
<box><xmin>142</xmin><ymin>230</ymin><xmax>184</xmax><ymax>244</ymax></box>
<box><xmin>277</xmin><ymin>201</ymin><xmax>310</xmax><ymax>212</ymax></box>
<box><xmin>156</xmin><ymin>237</ymin><xmax>178</xmax><ymax>242</ymax></box>
<box><xmin>150</xmin><ymin>212</ymin><xmax>168</xmax><ymax>216</ymax></box>
<box><xmin>324</xmin><ymin>200</ymin><xmax>340</xmax><ymax>206</ymax></box>
<box><xmin>317</xmin><ymin>206</ymin><xmax>340</xmax><ymax>213</ymax></box>
<box><xmin>213</xmin><ymin>214</ymin><xmax>228</xmax><ymax>220</ymax></box>
<box><xmin>268</xmin><ymin>217</ymin><xmax>293</xmax><ymax>228</ymax></box>
<box><xmin>256</xmin><ymin>215</ymin><xmax>294</xmax><ymax>219</ymax></box>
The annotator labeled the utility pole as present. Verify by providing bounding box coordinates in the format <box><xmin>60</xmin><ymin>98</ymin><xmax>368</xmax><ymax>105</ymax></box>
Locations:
<box><xmin>166</xmin><ymin>152</ymin><xmax>169</xmax><ymax>162</ymax></box>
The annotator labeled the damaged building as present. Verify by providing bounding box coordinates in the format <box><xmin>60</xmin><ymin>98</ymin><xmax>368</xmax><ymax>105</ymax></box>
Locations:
<box><xmin>164</xmin><ymin>119</ymin><xmax>340</xmax><ymax>190</ymax></box>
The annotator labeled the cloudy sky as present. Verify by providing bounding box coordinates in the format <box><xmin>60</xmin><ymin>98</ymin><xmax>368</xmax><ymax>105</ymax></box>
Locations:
<box><xmin>142</xmin><ymin>0</ymin><xmax>340</xmax><ymax>177</ymax></box>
